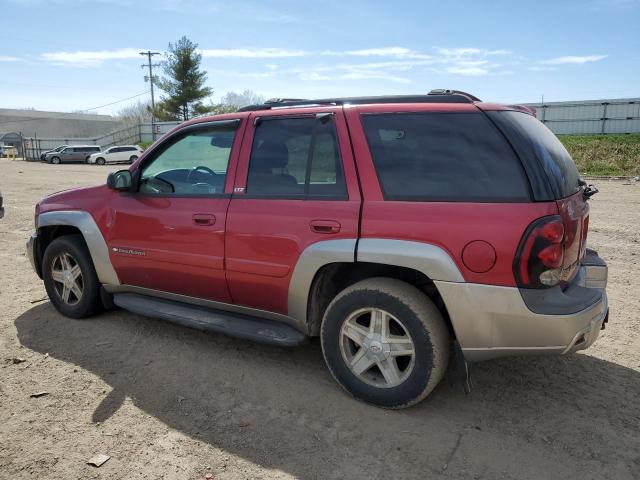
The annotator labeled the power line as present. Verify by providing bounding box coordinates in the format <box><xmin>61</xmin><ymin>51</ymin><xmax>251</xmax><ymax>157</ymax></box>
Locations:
<box><xmin>76</xmin><ymin>91</ymin><xmax>150</xmax><ymax>112</ymax></box>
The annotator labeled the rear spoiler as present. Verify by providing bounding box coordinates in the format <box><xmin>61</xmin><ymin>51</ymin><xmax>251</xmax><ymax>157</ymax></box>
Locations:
<box><xmin>507</xmin><ymin>104</ymin><xmax>537</xmax><ymax>116</ymax></box>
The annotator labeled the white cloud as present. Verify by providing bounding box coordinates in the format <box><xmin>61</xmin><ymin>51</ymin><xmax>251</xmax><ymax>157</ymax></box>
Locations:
<box><xmin>325</xmin><ymin>47</ymin><xmax>430</xmax><ymax>59</ymax></box>
<box><xmin>339</xmin><ymin>71</ymin><xmax>411</xmax><ymax>83</ymax></box>
<box><xmin>0</xmin><ymin>55</ymin><xmax>22</xmax><ymax>62</ymax></box>
<box><xmin>443</xmin><ymin>65</ymin><xmax>489</xmax><ymax>76</ymax></box>
<box><xmin>201</xmin><ymin>48</ymin><xmax>306</xmax><ymax>58</ymax></box>
<box><xmin>539</xmin><ymin>54</ymin><xmax>607</xmax><ymax>65</ymax></box>
<box><xmin>41</xmin><ymin>48</ymin><xmax>142</xmax><ymax>66</ymax></box>
<box><xmin>528</xmin><ymin>65</ymin><xmax>557</xmax><ymax>72</ymax></box>
<box><xmin>434</xmin><ymin>48</ymin><xmax>511</xmax><ymax>57</ymax></box>
<box><xmin>299</xmin><ymin>72</ymin><xmax>331</xmax><ymax>81</ymax></box>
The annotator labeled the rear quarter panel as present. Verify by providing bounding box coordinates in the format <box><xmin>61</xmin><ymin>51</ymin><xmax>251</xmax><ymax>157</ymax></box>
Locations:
<box><xmin>345</xmin><ymin>104</ymin><xmax>558</xmax><ymax>286</ymax></box>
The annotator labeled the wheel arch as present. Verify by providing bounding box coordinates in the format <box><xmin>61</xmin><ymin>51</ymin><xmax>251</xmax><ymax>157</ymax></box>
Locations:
<box><xmin>36</xmin><ymin>211</ymin><xmax>120</xmax><ymax>285</ymax></box>
<box><xmin>288</xmin><ymin>238</ymin><xmax>464</xmax><ymax>338</ymax></box>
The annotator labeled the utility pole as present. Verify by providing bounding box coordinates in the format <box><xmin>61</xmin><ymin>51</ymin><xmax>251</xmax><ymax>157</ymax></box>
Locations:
<box><xmin>140</xmin><ymin>51</ymin><xmax>161</xmax><ymax>141</ymax></box>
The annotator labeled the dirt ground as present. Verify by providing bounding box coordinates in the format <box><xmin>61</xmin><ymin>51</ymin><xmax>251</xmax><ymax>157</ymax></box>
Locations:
<box><xmin>0</xmin><ymin>158</ymin><xmax>639</xmax><ymax>480</ymax></box>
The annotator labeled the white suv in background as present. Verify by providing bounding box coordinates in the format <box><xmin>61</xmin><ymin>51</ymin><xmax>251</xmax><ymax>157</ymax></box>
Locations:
<box><xmin>87</xmin><ymin>145</ymin><xmax>143</xmax><ymax>165</ymax></box>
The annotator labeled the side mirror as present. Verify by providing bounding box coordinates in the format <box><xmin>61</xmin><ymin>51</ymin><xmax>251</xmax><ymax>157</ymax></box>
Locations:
<box><xmin>107</xmin><ymin>170</ymin><xmax>133</xmax><ymax>191</ymax></box>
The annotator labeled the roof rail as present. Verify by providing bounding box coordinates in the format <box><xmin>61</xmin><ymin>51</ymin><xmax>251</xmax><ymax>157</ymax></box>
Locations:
<box><xmin>428</xmin><ymin>89</ymin><xmax>482</xmax><ymax>102</ymax></box>
<box><xmin>238</xmin><ymin>91</ymin><xmax>481</xmax><ymax>112</ymax></box>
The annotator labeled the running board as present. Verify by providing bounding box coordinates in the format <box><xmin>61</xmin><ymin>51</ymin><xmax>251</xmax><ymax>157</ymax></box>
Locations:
<box><xmin>113</xmin><ymin>293</ymin><xmax>306</xmax><ymax>347</ymax></box>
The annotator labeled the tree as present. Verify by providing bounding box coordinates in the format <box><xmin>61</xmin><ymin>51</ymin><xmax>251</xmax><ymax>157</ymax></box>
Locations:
<box><xmin>116</xmin><ymin>100</ymin><xmax>151</xmax><ymax>126</ymax></box>
<box><xmin>155</xmin><ymin>36</ymin><xmax>213</xmax><ymax>121</ymax></box>
<box><xmin>220</xmin><ymin>90</ymin><xmax>265</xmax><ymax>110</ymax></box>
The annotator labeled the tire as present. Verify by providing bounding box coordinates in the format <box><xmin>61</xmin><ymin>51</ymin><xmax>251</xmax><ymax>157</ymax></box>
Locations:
<box><xmin>96</xmin><ymin>157</ymin><xmax>105</xmax><ymax>166</ymax></box>
<box><xmin>321</xmin><ymin>277</ymin><xmax>450</xmax><ymax>408</ymax></box>
<box><xmin>128</xmin><ymin>155</ymin><xmax>138</xmax><ymax>164</ymax></box>
<box><xmin>42</xmin><ymin>235</ymin><xmax>102</xmax><ymax>319</ymax></box>
<box><xmin>51</xmin><ymin>156</ymin><xmax>61</xmax><ymax>164</ymax></box>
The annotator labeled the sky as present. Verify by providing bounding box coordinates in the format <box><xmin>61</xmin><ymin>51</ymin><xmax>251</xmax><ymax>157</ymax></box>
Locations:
<box><xmin>0</xmin><ymin>0</ymin><xmax>638</xmax><ymax>115</ymax></box>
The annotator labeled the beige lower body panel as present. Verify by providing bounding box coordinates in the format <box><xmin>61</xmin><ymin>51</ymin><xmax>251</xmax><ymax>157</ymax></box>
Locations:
<box><xmin>434</xmin><ymin>281</ymin><xmax>608</xmax><ymax>362</ymax></box>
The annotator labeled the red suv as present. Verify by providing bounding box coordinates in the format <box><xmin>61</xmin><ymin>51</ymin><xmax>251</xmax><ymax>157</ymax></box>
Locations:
<box><xmin>26</xmin><ymin>90</ymin><xmax>608</xmax><ymax>408</ymax></box>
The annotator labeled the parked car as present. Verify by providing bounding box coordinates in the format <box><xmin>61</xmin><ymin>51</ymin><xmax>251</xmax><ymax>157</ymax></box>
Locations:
<box><xmin>1</xmin><ymin>145</ymin><xmax>18</xmax><ymax>158</ymax></box>
<box><xmin>25</xmin><ymin>90</ymin><xmax>608</xmax><ymax>408</ymax></box>
<box><xmin>44</xmin><ymin>145</ymin><xmax>101</xmax><ymax>164</ymax></box>
<box><xmin>87</xmin><ymin>145</ymin><xmax>143</xmax><ymax>165</ymax></box>
<box><xmin>40</xmin><ymin>145</ymin><xmax>69</xmax><ymax>161</ymax></box>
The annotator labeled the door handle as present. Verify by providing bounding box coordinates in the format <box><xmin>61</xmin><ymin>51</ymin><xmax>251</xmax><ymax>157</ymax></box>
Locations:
<box><xmin>310</xmin><ymin>220</ymin><xmax>341</xmax><ymax>234</ymax></box>
<box><xmin>192</xmin><ymin>213</ymin><xmax>216</xmax><ymax>226</ymax></box>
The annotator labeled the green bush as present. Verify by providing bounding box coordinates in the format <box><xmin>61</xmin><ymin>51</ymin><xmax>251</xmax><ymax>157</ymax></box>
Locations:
<box><xmin>559</xmin><ymin>134</ymin><xmax>640</xmax><ymax>177</ymax></box>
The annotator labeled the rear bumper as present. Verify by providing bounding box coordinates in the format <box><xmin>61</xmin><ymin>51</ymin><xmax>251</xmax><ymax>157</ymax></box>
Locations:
<box><xmin>435</xmin><ymin>250</ymin><xmax>608</xmax><ymax>361</ymax></box>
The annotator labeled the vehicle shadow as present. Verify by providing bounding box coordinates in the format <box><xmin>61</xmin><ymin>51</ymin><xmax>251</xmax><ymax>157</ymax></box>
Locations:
<box><xmin>15</xmin><ymin>303</ymin><xmax>640</xmax><ymax>479</ymax></box>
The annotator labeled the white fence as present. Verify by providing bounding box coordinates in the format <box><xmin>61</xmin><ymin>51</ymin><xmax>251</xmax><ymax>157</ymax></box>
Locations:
<box><xmin>524</xmin><ymin>98</ymin><xmax>640</xmax><ymax>135</ymax></box>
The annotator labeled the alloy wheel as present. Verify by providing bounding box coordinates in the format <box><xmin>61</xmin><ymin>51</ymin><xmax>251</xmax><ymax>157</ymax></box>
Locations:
<box><xmin>50</xmin><ymin>252</ymin><xmax>84</xmax><ymax>305</ymax></box>
<box><xmin>339</xmin><ymin>307</ymin><xmax>416</xmax><ymax>388</ymax></box>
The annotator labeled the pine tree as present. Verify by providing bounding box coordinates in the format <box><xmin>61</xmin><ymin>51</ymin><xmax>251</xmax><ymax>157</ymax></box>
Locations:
<box><xmin>155</xmin><ymin>36</ymin><xmax>213</xmax><ymax>121</ymax></box>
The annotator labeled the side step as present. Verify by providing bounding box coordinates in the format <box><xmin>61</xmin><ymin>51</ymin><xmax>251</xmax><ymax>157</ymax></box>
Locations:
<box><xmin>113</xmin><ymin>293</ymin><xmax>306</xmax><ymax>347</ymax></box>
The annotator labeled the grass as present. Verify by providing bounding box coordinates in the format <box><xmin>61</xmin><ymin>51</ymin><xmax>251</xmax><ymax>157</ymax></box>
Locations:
<box><xmin>559</xmin><ymin>134</ymin><xmax>640</xmax><ymax>177</ymax></box>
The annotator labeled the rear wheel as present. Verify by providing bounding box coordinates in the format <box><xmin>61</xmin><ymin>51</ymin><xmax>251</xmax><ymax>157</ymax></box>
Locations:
<box><xmin>321</xmin><ymin>277</ymin><xmax>449</xmax><ymax>408</ymax></box>
<box><xmin>96</xmin><ymin>157</ymin><xmax>106</xmax><ymax>166</ymax></box>
<box><xmin>42</xmin><ymin>235</ymin><xmax>102</xmax><ymax>318</ymax></box>
<box><xmin>51</xmin><ymin>156</ymin><xmax>61</xmax><ymax>164</ymax></box>
<box><xmin>128</xmin><ymin>155</ymin><xmax>138</xmax><ymax>164</ymax></box>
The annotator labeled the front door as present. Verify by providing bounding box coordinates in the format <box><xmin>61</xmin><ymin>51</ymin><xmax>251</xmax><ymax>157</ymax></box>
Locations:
<box><xmin>106</xmin><ymin>119</ymin><xmax>244</xmax><ymax>302</ymax></box>
<box><xmin>225</xmin><ymin>108</ymin><xmax>361</xmax><ymax>314</ymax></box>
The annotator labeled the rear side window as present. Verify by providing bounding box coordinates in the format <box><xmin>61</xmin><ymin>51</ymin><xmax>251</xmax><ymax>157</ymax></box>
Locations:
<box><xmin>246</xmin><ymin>115</ymin><xmax>347</xmax><ymax>199</ymax></box>
<box><xmin>487</xmin><ymin>111</ymin><xmax>580</xmax><ymax>199</ymax></box>
<box><xmin>361</xmin><ymin>112</ymin><xmax>530</xmax><ymax>202</ymax></box>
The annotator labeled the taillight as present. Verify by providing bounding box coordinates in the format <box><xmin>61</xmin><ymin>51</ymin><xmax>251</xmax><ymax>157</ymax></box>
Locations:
<box><xmin>514</xmin><ymin>215</ymin><xmax>565</xmax><ymax>288</ymax></box>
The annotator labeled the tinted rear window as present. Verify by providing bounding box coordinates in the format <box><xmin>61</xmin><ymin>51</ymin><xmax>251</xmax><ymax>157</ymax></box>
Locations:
<box><xmin>361</xmin><ymin>112</ymin><xmax>530</xmax><ymax>202</ymax></box>
<box><xmin>487</xmin><ymin>111</ymin><xmax>580</xmax><ymax>199</ymax></box>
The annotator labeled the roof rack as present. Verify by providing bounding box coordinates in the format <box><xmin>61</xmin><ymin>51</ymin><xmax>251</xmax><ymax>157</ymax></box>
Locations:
<box><xmin>237</xmin><ymin>90</ymin><xmax>481</xmax><ymax>112</ymax></box>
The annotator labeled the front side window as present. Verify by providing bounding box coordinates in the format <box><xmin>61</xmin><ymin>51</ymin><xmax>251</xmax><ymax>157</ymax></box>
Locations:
<box><xmin>139</xmin><ymin>124</ymin><xmax>237</xmax><ymax>195</ymax></box>
<box><xmin>361</xmin><ymin>112</ymin><xmax>531</xmax><ymax>202</ymax></box>
<box><xmin>246</xmin><ymin>115</ymin><xmax>346</xmax><ymax>198</ymax></box>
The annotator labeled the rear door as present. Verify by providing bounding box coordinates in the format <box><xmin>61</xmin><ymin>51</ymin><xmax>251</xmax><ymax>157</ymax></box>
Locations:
<box><xmin>225</xmin><ymin>107</ymin><xmax>361</xmax><ymax>314</ymax></box>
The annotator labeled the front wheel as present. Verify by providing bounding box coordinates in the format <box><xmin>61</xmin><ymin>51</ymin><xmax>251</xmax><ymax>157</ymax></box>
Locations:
<box><xmin>96</xmin><ymin>157</ymin><xmax>105</xmax><ymax>166</ymax></box>
<box><xmin>321</xmin><ymin>278</ymin><xmax>449</xmax><ymax>408</ymax></box>
<box><xmin>51</xmin><ymin>156</ymin><xmax>61</xmax><ymax>164</ymax></box>
<box><xmin>42</xmin><ymin>235</ymin><xmax>102</xmax><ymax>318</ymax></box>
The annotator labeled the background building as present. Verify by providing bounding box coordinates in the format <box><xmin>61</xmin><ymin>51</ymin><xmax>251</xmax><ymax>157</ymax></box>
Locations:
<box><xmin>523</xmin><ymin>98</ymin><xmax>640</xmax><ymax>135</ymax></box>
<box><xmin>0</xmin><ymin>108</ymin><xmax>120</xmax><ymax>139</ymax></box>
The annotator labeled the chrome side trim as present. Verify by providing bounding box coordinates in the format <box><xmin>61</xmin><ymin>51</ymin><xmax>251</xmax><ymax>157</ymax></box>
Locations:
<box><xmin>357</xmin><ymin>239</ymin><xmax>465</xmax><ymax>283</ymax></box>
<box><xmin>287</xmin><ymin>239</ymin><xmax>357</xmax><ymax>329</ymax></box>
<box><xmin>104</xmin><ymin>284</ymin><xmax>302</xmax><ymax>331</ymax></box>
<box><xmin>434</xmin><ymin>280</ymin><xmax>608</xmax><ymax>361</ymax></box>
<box><xmin>38</xmin><ymin>210</ymin><xmax>120</xmax><ymax>285</ymax></box>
